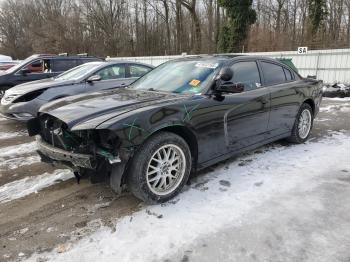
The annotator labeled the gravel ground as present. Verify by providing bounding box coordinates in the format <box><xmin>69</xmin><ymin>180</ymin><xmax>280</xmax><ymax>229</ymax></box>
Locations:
<box><xmin>0</xmin><ymin>98</ymin><xmax>349</xmax><ymax>262</ymax></box>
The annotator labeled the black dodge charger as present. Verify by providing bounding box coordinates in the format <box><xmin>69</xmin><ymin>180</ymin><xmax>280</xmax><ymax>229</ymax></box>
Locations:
<box><xmin>28</xmin><ymin>55</ymin><xmax>323</xmax><ymax>203</ymax></box>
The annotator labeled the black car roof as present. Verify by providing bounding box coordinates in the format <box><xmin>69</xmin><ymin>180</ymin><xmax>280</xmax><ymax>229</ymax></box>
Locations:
<box><xmin>171</xmin><ymin>54</ymin><xmax>284</xmax><ymax>62</ymax></box>
<box><xmin>30</xmin><ymin>54</ymin><xmax>101</xmax><ymax>60</ymax></box>
<box><xmin>169</xmin><ymin>55</ymin><xmax>294</xmax><ymax>69</ymax></box>
<box><xmin>104</xmin><ymin>60</ymin><xmax>154</xmax><ymax>68</ymax></box>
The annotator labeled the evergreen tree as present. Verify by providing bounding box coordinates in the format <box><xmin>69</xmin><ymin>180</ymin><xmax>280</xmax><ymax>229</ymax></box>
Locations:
<box><xmin>218</xmin><ymin>0</ymin><xmax>256</xmax><ymax>53</ymax></box>
<box><xmin>308</xmin><ymin>0</ymin><xmax>328</xmax><ymax>35</ymax></box>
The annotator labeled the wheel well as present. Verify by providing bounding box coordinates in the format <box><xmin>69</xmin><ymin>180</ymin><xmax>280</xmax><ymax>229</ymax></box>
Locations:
<box><xmin>155</xmin><ymin>126</ymin><xmax>198</xmax><ymax>169</ymax></box>
<box><xmin>303</xmin><ymin>99</ymin><xmax>315</xmax><ymax>115</ymax></box>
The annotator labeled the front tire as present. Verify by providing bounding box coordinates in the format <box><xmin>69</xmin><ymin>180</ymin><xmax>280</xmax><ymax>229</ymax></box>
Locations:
<box><xmin>287</xmin><ymin>103</ymin><xmax>314</xmax><ymax>144</ymax></box>
<box><xmin>127</xmin><ymin>132</ymin><xmax>191</xmax><ymax>204</ymax></box>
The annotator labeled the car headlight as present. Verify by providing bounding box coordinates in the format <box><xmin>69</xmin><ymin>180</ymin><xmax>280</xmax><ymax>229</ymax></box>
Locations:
<box><xmin>1</xmin><ymin>92</ymin><xmax>21</xmax><ymax>105</ymax></box>
<box><xmin>13</xmin><ymin>113</ymin><xmax>33</xmax><ymax>119</ymax></box>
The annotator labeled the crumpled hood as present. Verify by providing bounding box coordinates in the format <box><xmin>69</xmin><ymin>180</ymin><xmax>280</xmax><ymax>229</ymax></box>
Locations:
<box><xmin>40</xmin><ymin>88</ymin><xmax>186</xmax><ymax>130</ymax></box>
<box><xmin>6</xmin><ymin>78</ymin><xmax>75</xmax><ymax>95</ymax></box>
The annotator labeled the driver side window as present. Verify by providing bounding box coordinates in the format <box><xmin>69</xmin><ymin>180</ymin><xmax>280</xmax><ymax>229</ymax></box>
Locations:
<box><xmin>23</xmin><ymin>59</ymin><xmax>44</xmax><ymax>74</ymax></box>
<box><xmin>230</xmin><ymin>61</ymin><xmax>262</xmax><ymax>91</ymax></box>
<box><xmin>96</xmin><ymin>65</ymin><xmax>126</xmax><ymax>80</ymax></box>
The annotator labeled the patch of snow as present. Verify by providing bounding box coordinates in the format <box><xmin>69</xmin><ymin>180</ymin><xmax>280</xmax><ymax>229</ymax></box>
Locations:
<box><xmin>0</xmin><ymin>169</ymin><xmax>73</xmax><ymax>204</ymax></box>
<box><xmin>70</xmin><ymin>219</ymin><xmax>104</xmax><ymax>242</ymax></box>
<box><xmin>319</xmin><ymin>103</ymin><xmax>350</xmax><ymax>113</ymax></box>
<box><xmin>0</xmin><ymin>131</ymin><xmax>26</xmax><ymax>139</ymax></box>
<box><xmin>337</xmin><ymin>83</ymin><xmax>347</xmax><ymax>89</ymax></box>
<box><xmin>323</xmin><ymin>97</ymin><xmax>350</xmax><ymax>101</ymax></box>
<box><xmin>314</xmin><ymin>118</ymin><xmax>330</xmax><ymax>122</ymax></box>
<box><xmin>46</xmin><ymin>227</ymin><xmax>57</xmax><ymax>233</ymax></box>
<box><xmin>0</xmin><ymin>155</ymin><xmax>40</xmax><ymax>170</ymax></box>
<box><xmin>27</xmin><ymin>132</ymin><xmax>350</xmax><ymax>262</ymax></box>
<box><xmin>0</xmin><ymin>142</ymin><xmax>37</xmax><ymax>158</ymax></box>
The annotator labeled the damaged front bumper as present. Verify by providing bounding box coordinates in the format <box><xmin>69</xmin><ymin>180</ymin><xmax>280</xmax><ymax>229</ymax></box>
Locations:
<box><xmin>0</xmin><ymin>102</ymin><xmax>35</xmax><ymax>121</ymax></box>
<box><xmin>36</xmin><ymin>136</ymin><xmax>96</xmax><ymax>169</ymax></box>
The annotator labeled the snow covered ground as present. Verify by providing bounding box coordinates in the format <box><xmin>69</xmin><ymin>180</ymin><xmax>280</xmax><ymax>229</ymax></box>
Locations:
<box><xmin>0</xmin><ymin>142</ymin><xmax>37</xmax><ymax>159</ymax></box>
<box><xmin>0</xmin><ymin>98</ymin><xmax>350</xmax><ymax>262</ymax></box>
<box><xmin>0</xmin><ymin>169</ymin><xmax>73</xmax><ymax>203</ymax></box>
<box><xmin>0</xmin><ymin>131</ymin><xmax>26</xmax><ymax>139</ymax></box>
<box><xmin>28</xmin><ymin>131</ymin><xmax>350</xmax><ymax>262</ymax></box>
<box><xmin>0</xmin><ymin>155</ymin><xmax>40</xmax><ymax>170</ymax></box>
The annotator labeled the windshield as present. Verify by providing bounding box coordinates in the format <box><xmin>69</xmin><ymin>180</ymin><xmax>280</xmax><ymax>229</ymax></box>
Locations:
<box><xmin>130</xmin><ymin>60</ymin><xmax>221</xmax><ymax>94</ymax></box>
<box><xmin>5</xmin><ymin>55</ymin><xmax>37</xmax><ymax>74</ymax></box>
<box><xmin>54</xmin><ymin>63</ymin><xmax>101</xmax><ymax>81</ymax></box>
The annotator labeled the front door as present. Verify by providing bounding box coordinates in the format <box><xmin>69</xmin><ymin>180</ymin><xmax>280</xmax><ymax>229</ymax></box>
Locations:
<box><xmin>225</xmin><ymin>61</ymin><xmax>271</xmax><ymax>150</ymax></box>
<box><xmin>11</xmin><ymin>59</ymin><xmax>54</xmax><ymax>85</ymax></box>
<box><xmin>86</xmin><ymin>64</ymin><xmax>130</xmax><ymax>91</ymax></box>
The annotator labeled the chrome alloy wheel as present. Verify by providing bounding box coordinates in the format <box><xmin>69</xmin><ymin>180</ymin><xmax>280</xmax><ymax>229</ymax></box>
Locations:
<box><xmin>298</xmin><ymin>109</ymin><xmax>312</xmax><ymax>139</ymax></box>
<box><xmin>146</xmin><ymin>144</ymin><xmax>186</xmax><ymax>196</ymax></box>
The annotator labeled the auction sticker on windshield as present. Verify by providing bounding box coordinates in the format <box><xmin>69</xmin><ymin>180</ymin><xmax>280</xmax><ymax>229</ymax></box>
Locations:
<box><xmin>189</xmin><ymin>79</ymin><xmax>201</xmax><ymax>87</ymax></box>
<box><xmin>195</xmin><ymin>62</ymin><xmax>219</xmax><ymax>69</ymax></box>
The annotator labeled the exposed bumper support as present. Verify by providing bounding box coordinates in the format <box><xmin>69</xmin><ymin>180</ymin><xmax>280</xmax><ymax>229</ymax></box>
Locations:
<box><xmin>36</xmin><ymin>136</ymin><xmax>95</xmax><ymax>169</ymax></box>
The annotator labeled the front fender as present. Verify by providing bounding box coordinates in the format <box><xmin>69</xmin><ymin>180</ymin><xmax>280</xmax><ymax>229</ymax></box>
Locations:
<box><xmin>98</xmin><ymin>103</ymin><xmax>202</xmax><ymax>149</ymax></box>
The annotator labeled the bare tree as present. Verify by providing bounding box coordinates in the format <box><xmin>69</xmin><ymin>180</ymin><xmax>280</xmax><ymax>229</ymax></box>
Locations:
<box><xmin>180</xmin><ymin>0</ymin><xmax>201</xmax><ymax>53</ymax></box>
<box><xmin>0</xmin><ymin>0</ymin><xmax>350</xmax><ymax>59</ymax></box>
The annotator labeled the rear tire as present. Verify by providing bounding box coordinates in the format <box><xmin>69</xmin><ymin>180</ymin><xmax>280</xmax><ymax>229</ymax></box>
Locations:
<box><xmin>287</xmin><ymin>103</ymin><xmax>313</xmax><ymax>144</ymax></box>
<box><xmin>127</xmin><ymin>132</ymin><xmax>191</xmax><ymax>204</ymax></box>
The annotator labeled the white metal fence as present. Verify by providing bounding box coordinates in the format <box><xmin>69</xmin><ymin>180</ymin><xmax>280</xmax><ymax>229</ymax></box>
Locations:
<box><xmin>111</xmin><ymin>48</ymin><xmax>350</xmax><ymax>84</ymax></box>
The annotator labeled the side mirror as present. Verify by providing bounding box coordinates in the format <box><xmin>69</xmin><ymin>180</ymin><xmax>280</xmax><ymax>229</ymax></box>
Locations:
<box><xmin>216</xmin><ymin>82</ymin><xmax>244</xmax><ymax>94</ymax></box>
<box><xmin>219</xmin><ymin>67</ymin><xmax>233</xmax><ymax>81</ymax></box>
<box><xmin>87</xmin><ymin>75</ymin><xmax>102</xmax><ymax>83</ymax></box>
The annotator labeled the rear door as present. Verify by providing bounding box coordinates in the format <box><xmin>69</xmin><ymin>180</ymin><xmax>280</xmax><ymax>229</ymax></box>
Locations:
<box><xmin>224</xmin><ymin>60</ymin><xmax>271</xmax><ymax>150</ymax></box>
<box><xmin>51</xmin><ymin>59</ymin><xmax>78</xmax><ymax>76</ymax></box>
<box><xmin>259</xmin><ymin>60</ymin><xmax>301</xmax><ymax>137</ymax></box>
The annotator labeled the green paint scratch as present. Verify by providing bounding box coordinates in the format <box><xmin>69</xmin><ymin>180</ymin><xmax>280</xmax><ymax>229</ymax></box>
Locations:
<box><xmin>123</xmin><ymin>118</ymin><xmax>150</xmax><ymax>141</ymax></box>
<box><xmin>183</xmin><ymin>104</ymin><xmax>200</xmax><ymax>122</ymax></box>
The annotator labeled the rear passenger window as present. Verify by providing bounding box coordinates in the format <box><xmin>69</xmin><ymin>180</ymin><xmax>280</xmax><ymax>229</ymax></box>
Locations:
<box><xmin>230</xmin><ymin>61</ymin><xmax>261</xmax><ymax>91</ymax></box>
<box><xmin>97</xmin><ymin>65</ymin><xmax>126</xmax><ymax>80</ymax></box>
<box><xmin>129</xmin><ymin>65</ymin><xmax>151</xmax><ymax>78</ymax></box>
<box><xmin>284</xmin><ymin>68</ymin><xmax>293</xmax><ymax>81</ymax></box>
<box><xmin>261</xmin><ymin>62</ymin><xmax>286</xmax><ymax>85</ymax></box>
<box><xmin>52</xmin><ymin>59</ymin><xmax>77</xmax><ymax>72</ymax></box>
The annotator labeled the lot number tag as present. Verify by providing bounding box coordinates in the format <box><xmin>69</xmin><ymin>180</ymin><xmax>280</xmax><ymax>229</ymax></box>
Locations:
<box><xmin>297</xmin><ymin>47</ymin><xmax>308</xmax><ymax>54</ymax></box>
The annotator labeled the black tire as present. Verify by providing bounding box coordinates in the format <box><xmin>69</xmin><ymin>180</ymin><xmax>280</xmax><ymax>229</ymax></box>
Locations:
<box><xmin>287</xmin><ymin>103</ymin><xmax>314</xmax><ymax>144</ymax></box>
<box><xmin>127</xmin><ymin>131</ymin><xmax>192</xmax><ymax>204</ymax></box>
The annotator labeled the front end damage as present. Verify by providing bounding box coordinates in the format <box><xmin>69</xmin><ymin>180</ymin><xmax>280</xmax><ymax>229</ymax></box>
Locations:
<box><xmin>27</xmin><ymin>115</ymin><xmax>132</xmax><ymax>193</ymax></box>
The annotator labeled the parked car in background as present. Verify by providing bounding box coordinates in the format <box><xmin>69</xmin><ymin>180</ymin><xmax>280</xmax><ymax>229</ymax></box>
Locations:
<box><xmin>0</xmin><ymin>61</ymin><xmax>153</xmax><ymax>121</ymax></box>
<box><xmin>28</xmin><ymin>55</ymin><xmax>323</xmax><ymax>203</ymax></box>
<box><xmin>0</xmin><ymin>54</ymin><xmax>102</xmax><ymax>97</ymax></box>
<box><xmin>0</xmin><ymin>54</ymin><xmax>12</xmax><ymax>63</ymax></box>
<box><xmin>0</xmin><ymin>61</ymin><xmax>20</xmax><ymax>71</ymax></box>
<box><xmin>323</xmin><ymin>83</ymin><xmax>350</xmax><ymax>98</ymax></box>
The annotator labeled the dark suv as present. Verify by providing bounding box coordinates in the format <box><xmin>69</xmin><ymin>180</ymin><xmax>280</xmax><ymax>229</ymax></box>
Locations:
<box><xmin>0</xmin><ymin>54</ymin><xmax>102</xmax><ymax>97</ymax></box>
